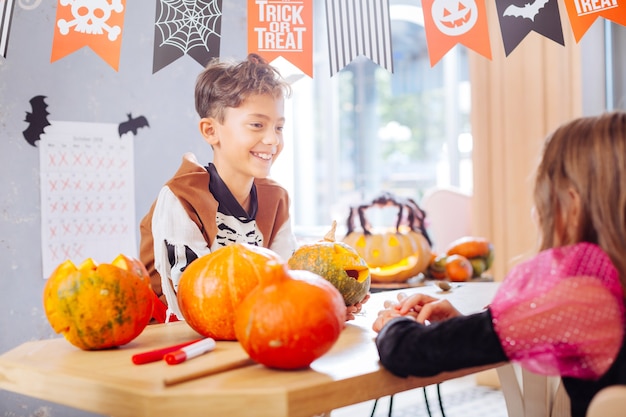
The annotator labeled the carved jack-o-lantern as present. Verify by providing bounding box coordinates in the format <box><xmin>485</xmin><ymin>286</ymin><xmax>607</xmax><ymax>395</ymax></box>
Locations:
<box><xmin>342</xmin><ymin>193</ymin><xmax>432</xmax><ymax>283</ymax></box>
<box><xmin>431</xmin><ymin>0</ymin><xmax>478</xmax><ymax>37</ymax></box>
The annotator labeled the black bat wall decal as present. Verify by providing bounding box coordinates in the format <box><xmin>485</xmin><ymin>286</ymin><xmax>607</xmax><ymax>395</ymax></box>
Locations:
<box><xmin>118</xmin><ymin>113</ymin><xmax>150</xmax><ymax>137</ymax></box>
<box><xmin>23</xmin><ymin>95</ymin><xmax>51</xmax><ymax>147</ymax></box>
<box><xmin>503</xmin><ymin>0</ymin><xmax>550</xmax><ymax>21</ymax></box>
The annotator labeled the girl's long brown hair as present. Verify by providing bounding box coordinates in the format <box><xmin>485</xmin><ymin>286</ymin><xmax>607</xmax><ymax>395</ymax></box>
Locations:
<box><xmin>533</xmin><ymin>111</ymin><xmax>626</xmax><ymax>290</ymax></box>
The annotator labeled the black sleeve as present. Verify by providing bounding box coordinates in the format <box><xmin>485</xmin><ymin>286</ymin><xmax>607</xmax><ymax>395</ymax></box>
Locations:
<box><xmin>375</xmin><ymin>309</ymin><xmax>508</xmax><ymax>377</ymax></box>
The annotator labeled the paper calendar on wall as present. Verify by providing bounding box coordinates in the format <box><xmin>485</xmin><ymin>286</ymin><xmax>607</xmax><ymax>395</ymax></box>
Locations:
<box><xmin>39</xmin><ymin>121</ymin><xmax>137</xmax><ymax>279</ymax></box>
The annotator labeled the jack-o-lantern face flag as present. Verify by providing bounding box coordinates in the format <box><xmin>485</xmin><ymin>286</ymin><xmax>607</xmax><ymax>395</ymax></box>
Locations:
<box><xmin>496</xmin><ymin>0</ymin><xmax>564</xmax><ymax>57</ymax></box>
<box><xmin>248</xmin><ymin>0</ymin><xmax>313</xmax><ymax>78</ymax></box>
<box><xmin>423</xmin><ymin>0</ymin><xmax>492</xmax><ymax>67</ymax></box>
<box><xmin>50</xmin><ymin>0</ymin><xmax>126</xmax><ymax>71</ymax></box>
<box><xmin>564</xmin><ymin>0</ymin><xmax>626</xmax><ymax>43</ymax></box>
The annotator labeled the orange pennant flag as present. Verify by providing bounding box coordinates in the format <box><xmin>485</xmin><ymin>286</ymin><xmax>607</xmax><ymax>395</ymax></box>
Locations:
<box><xmin>564</xmin><ymin>0</ymin><xmax>626</xmax><ymax>43</ymax></box>
<box><xmin>247</xmin><ymin>0</ymin><xmax>313</xmax><ymax>78</ymax></box>
<box><xmin>422</xmin><ymin>0</ymin><xmax>492</xmax><ymax>67</ymax></box>
<box><xmin>51</xmin><ymin>0</ymin><xmax>126</xmax><ymax>71</ymax></box>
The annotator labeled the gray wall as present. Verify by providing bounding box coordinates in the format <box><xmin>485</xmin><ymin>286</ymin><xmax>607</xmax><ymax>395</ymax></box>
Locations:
<box><xmin>0</xmin><ymin>1</ymin><xmax>247</xmax><ymax>415</ymax></box>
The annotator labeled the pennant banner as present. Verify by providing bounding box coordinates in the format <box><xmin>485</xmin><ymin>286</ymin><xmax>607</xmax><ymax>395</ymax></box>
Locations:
<box><xmin>50</xmin><ymin>0</ymin><xmax>126</xmax><ymax>71</ymax></box>
<box><xmin>496</xmin><ymin>0</ymin><xmax>564</xmax><ymax>57</ymax></box>
<box><xmin>248</xmin><ymin>0</ymin><xmax>313</xmax><ymax>78</ymax></box>
<box><xmin>325</xmin><ymin>0</ymin><xmax>394</xmax><ymax>76</ymax></box>
<box><xmin>564</xmin><ymin>0</ymin><xmax>626</xmax><ymax>43</ymax></box>
<box><xmin>0</xmin><ymin>0</ymin><xmax>15</xmax><ymax>58</ymax></box>
<box><xmin>153</xmin><ymin>0</ymin><xmax>222</xmax><ymax>74</ymax></box>
<box><xmin>422</xmin><ymin>0</ymin><xmax>492</xmax><ymax>67</ymax></box>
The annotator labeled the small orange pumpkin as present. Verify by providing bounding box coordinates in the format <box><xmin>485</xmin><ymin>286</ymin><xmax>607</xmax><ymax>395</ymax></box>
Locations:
<box><xmin>235</xmin><ymin>262</ymin><xmax>345</xmax><ymax>370</ymax></box>
<box><xmin>342</xmin><ymin>193</ymin><xmax>432</xmax><ymax>283</ymax></box>
<box><xmin>177</xmin><ymin>243</ymin><xmax>282</xmax><ymax>341</ymax></box>
<box><xmin>43</xmin><ymin>254</ymin><xmax>154</xmax><ymax>350</ymax></box>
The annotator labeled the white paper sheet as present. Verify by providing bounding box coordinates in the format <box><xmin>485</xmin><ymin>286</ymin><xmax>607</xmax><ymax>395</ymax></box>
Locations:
<box><xmin>39</xmin><ymin>121</ymin><xmax>137</xmax><ymax>279</ymax></box>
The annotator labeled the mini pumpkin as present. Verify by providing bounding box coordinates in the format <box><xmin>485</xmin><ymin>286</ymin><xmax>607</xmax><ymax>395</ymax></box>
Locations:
<box><xmin>235</xmin><ymin>262</ymin><xmax>345</xmax><ymax>370</ymax></box>
<box><xmin>43</xmin><ymin>254</ymin><xmax>154</xmax><ymax>350</ymax></box>
<box><xmin>342</xmin><ymin>192</ymin><xmax>432</xmax><ymax>283</ymax></box>
<box><xmin>177</xmin><ymin>243</ymin><xmax>282</xmax><ymax>341</ymax></box>
<box><xmin>287</xmin><ymin>221</ymin><xmax>370</xmax><ymax>306</ymax></box>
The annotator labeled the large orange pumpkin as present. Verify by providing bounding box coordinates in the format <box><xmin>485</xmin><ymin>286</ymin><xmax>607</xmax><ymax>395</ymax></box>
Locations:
<box><xmin>342</xmin><ymin>193</ymin><xmax>432</xmax><ymax>283</ymax></box>
<box><xmin>288</xmin><ymin>221</ymin><xmax>370</xmax><ymax>306</ymax></box>
<box><xmin>177</xmin><ymin>243</ymin><xmax>282</xmax><ymax>341</ymax></box>
<box><xmin>43</xmin><ymin>254</ymin><xmax>154</xmax><ymax>350</ymax></box>
<box><xmin>235</xmin><ymin>262</ymin><xmax>345</xmax><ymax>370</ymax></box>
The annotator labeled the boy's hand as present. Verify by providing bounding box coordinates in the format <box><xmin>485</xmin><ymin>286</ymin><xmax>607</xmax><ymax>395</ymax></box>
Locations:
<box><xmin>345</xmin><ymin>293</ymin><xmax>370</xmax><ymax>321</ymax></box>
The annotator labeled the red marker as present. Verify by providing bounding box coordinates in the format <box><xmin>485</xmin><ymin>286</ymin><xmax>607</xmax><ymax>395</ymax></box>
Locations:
<box><xmin>165</xmin><ymin>338</ymin><xmax>217</xmax><ymax>365</ymax></box>
<box><xmin>132</xmin><ymin>339</ymin><xmax>204</xmax><ymax>365</ymax></box>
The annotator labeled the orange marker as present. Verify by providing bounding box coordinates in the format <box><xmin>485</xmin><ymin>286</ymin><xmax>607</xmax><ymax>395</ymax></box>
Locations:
<box><xmin>164</xmin><ymin>338</ymin><xmax>216</xmax><ymax>365</ymax></box>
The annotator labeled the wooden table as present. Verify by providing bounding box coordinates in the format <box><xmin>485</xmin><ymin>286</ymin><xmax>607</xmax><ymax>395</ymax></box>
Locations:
<box><xmin>0</xmin><ymin>282</ymin><xmax>502</xmax><ymax>417</ymax></box>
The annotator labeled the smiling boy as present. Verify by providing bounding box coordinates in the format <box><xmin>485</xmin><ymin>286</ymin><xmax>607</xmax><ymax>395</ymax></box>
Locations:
<box><xmin>139</xmin><ymin>54</ymin><xmax>297</xmax><ymax>321</ymax></box>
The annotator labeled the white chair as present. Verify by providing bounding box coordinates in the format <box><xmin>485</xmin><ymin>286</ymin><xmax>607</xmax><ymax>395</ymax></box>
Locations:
<box><xmin>420</xmin><ymin>187</ymin><xmax>472</xmax><ymax>253</ymax></box>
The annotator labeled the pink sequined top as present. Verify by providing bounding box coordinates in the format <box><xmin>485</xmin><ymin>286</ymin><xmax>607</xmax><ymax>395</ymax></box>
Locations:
<box><xmin>490</xmin><ymin>242</ymin><xmax>625</xmax><ymax>379</ymax></box>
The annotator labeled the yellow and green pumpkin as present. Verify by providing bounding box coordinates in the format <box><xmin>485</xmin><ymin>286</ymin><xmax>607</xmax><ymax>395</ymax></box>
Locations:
<box><xmin>43</xmin><ymin>254</ymin><xmax>154</xmax><ymax>350</ymax></box>
<box><xmin>288</xmin><ymin>221</ymin><xmax>370</xmax><ymax>306</ymax></box>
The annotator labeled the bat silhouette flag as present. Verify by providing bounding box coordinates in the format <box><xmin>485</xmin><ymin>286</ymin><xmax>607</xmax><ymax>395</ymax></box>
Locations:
<box><xmin>23</xmin><ymin>95</ymin><xmax>51</xmax><ymax>147</ymax></box>
<box><xmin>118</xmin><ymin>113</ymin><xmax>149</xmax><ymax>137</ymax></box>
<box><xmin>496</xmin><ymin>0</ymin><xmax>564</xmax><ymax>56</ymax></box>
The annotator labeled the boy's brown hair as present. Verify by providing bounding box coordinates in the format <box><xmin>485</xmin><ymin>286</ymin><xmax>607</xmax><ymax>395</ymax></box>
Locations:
<box><xmin>194</xmin><ymin>53</ymin><xmax>291</xmax><ymax>122</ymax></box>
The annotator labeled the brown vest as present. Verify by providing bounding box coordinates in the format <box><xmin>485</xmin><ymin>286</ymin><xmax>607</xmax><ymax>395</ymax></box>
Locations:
<box><xmin>139</xmin><ymin>154</ymin><xmax>291</xmax><ymax>305</ymax></box>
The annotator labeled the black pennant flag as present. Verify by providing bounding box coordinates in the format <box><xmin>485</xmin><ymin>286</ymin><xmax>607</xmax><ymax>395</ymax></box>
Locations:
<box><xmin>496</xmin><ymin>0</ymin><xmax>564</xmax><ymax>57</ymax></box>
<box><xmin>153</xmin><ymin>0</ymin><xmax>223</xmax><ymax>74</ymax></box>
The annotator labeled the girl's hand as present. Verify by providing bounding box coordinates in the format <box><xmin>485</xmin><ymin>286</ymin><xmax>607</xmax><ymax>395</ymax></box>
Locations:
<box><xmin>372</xmin><ymin>292</ymin><xmax>463</xmax><ymax>332</ymax></box>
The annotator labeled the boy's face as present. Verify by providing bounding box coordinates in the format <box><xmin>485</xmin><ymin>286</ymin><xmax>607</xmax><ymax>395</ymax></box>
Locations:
<box><xmin>202</xmin><ymin>93</ymin><xmax>285</xmax><ymax>183</ymax></box>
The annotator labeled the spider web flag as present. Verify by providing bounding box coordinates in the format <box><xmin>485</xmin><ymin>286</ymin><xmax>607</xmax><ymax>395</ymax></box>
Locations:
<box><xmin>153</xmin><ymin>0</ymin><xmax>222</xmax><ymax>74</ymax></box>
<box><xmin>0</xmin><ymin>0</ymin><xmax>15</xmax><ymax>58</ymax></box>
<box><xmin>248</xmin><ymin>0</ymin><xmax>313</xmax><ymax>78</ymax></box>
<box><xmin>50</xmin><ymin>0</ymin><xmax>126</xmax><ymax>71</ymax></box>
<box><xmin>325</xmin><ymin>0</ymin><xmax>394</xmax><ymax>76</ymax></box>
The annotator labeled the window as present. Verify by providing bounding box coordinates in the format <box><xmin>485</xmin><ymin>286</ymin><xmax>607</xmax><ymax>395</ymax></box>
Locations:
<box><xmin>271</xmin><ymin>1</ymin><xmax>472</xmax><ymax>237</ymax></box>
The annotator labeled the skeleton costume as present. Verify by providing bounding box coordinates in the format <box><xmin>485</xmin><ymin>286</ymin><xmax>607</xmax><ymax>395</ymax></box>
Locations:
<box><xmin>140</xmin><ymin>153</ymin><xmax>297</xmax><ymax>321</ymax></box>
<box><xmin>376</xmin><ymin>242</ymin><xmax>626</xmax><ymax>417</ymax></box>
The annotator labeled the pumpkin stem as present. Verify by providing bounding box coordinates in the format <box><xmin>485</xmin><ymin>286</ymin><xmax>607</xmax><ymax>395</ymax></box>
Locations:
<box><xmin>323</xmin><ymin>221</ymin><xmax>337</xmax><ymax>243</ymax></box>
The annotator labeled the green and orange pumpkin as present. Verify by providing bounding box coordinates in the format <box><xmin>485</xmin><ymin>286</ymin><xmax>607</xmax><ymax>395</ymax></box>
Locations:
<box><xmin>288</xmin><ymin>221</ymin><xmax>370</xmax><ymax>306</ymax></box>
<box><xmin>43</xmin><ymin>254</ymin><xmax>154</xmax><ymax>350</ymax></box>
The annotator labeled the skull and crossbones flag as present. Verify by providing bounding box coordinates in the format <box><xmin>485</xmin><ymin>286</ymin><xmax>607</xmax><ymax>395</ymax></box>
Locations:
<box><xmin>50</xmin><ymin>0</ymin><xmax>126</xmax><ymax>71</ymax></box>
<box><xmin>325</xmin><ymin>0</ymin><xmax>394</xmax><ymax>76</ymax></box>
<box><xmin>0</xmin><ymin>0</ymin><xmax>15</xmax><ymax>58</ymax></box>
<box><xmin>152</xmin><ymin>0</ymin><xmax>223</xmax><ymax>74</ymax></box>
